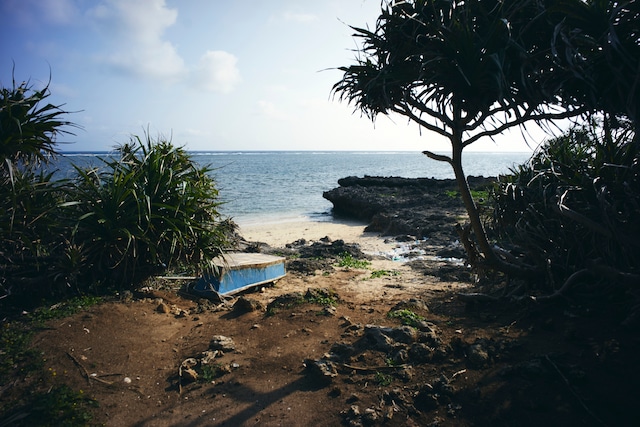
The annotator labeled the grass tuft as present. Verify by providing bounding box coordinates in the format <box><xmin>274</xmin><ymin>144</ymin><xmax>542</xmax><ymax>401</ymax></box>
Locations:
<box><xmin>336</xmin><ymin>253</ymin><xmax>370</xmax><ymax>269</ymax></box>
<box><xmin>387</xmin><ymin>309</ymin><xmax>425</xmax><ymax>328</ymax></box>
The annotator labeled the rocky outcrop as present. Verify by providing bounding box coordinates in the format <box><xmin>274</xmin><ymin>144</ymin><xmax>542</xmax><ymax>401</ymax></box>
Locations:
<box><xmin>322</xmin><ymin>175</ymin><xmax>496</xmax><ymax>240</ymax></box>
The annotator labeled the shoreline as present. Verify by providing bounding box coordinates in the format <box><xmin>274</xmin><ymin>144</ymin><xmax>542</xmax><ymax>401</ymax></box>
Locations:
<box><xmin>237</xmin><ymin>216</ymin><xmax>398</xmax><ymax>255</ymax></box>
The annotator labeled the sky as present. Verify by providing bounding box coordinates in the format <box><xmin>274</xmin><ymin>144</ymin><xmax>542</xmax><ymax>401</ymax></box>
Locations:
<box><xmin>0</xmin><ymin>0</ymin><xmax>539</xmax><ymax>152</ymax></box>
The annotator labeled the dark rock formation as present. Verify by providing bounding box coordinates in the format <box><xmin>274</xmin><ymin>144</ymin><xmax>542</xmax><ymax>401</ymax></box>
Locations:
<box><xmin>323</xmin><ymin>175</ymin><xmax>496</xmax><ymax>240</ymax></box>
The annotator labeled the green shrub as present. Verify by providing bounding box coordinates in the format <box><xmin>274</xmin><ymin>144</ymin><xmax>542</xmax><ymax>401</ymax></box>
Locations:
<box><xmin>199</xmin><ymin>364</ymin><xmax>226</xmax><ymax>383</ymax></box>
<box><xmin>0</xmin><ymin>77</ymin><xmax>79</xmax><ymax>301</ymax></box>
<box><xmin>66</xmin><ymin>133</ymin><xmax>235</xmax><ymax>290</ymax></box>
<box><xmin>0</xmin><ymin>74</ymin><xmax>235</xmax><ymax>300</ymax></box>
<box><xmin>492</xmin><ymin>121</ymin><xmax>639</xmax><ymax>291</ymax></box>
<box><xmin>7</xmin><ymin>385</ymin><xmax>98</xmax><ymax>427</ymax></box>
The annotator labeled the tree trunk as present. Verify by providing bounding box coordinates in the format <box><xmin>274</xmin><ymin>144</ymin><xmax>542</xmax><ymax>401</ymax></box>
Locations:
<box><xmin>450</xmin><ymin>131</ymin><xmax>539</xmax><ymax>277</ymax></box>
<box><xmin>450</xmin><ymin>137</ymin><xmax>500</xmax><ymax>267</ymax></box>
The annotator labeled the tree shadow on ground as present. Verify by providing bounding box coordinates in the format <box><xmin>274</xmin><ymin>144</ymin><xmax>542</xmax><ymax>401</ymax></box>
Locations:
<box><xmin>133</xmin><ymin>371</ymin><xmax>328</xmax><ymax>427</ymax></box>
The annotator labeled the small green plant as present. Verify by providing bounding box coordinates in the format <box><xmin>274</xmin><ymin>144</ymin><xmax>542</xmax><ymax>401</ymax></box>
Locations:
<box><xmin>304</xmin><ymin>288</ymin><xmax>338</xmax><ymax>306</ymax></box>
<box><xmin>0</xmin><ymin>321</ymin><xmax>42</xmax><ymax>385</ymax></box>
<box><xmin>29</xmin><ymin>295</ymin><xmax>102</xmax><ymax>323</ymax></box>
<box><xmin>336</xmin><ymin>253</ymin><xmax>370</xmax><ymax>269</ymax></box>
<box><xmin>199</xmin><ymin>364</ymin><xmax>225</xmax><ymax>382</ymax></box>
<box><xmin>368</xmin><ymin>269</ymin><xmax>400</xmax><ymax>279</ymax></box>
<box><xmin>385</xmin><ymin>357</ymin><xmax>401</xmax><ymax>367</ymax></box>
<box><xmin>445</xmin><ymin>189</ymin><xmax>489</xmax><ymax>204</ymax></box>
<box><xmin>374</xmin><ymin>371</ymin><xmax>393</xmax><ymax>386</ymax></box>
<box><xmin>308</xmin><ymin>295</ymin><xmax>337</xmax><ymax>306</ymax></box>
<box><xmin>18</xmin><ymin>385</ymin><xmax>97</xmax><ymax>426</ymax></box>
<box><xmin>387</xmin><ymin>309</ymin><xmax>425</xmax><ymax>328</ymax></box>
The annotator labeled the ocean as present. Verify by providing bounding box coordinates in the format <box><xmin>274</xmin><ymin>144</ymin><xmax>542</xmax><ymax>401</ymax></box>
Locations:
<box><xmin>55</xmin><ymin>151</ymin><xmax>532</xmax><ymax>225</ymax></box>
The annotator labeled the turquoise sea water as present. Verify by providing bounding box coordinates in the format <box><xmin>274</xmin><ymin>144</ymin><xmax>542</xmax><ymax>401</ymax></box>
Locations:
<box><xmin>56</xmin><ymin>151</ymin><xmax>532</xmax><ymax>225</ymax></box>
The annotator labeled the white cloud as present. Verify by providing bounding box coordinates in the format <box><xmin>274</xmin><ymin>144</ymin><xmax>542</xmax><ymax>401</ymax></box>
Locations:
<box><xmin>87</xmin><ymin>1</ymin><xmax>241</xmax><ymax>92</ymax></box>
<box><xmin>184</xmin><ymin>128</ymin><xmax>208</xmax><ymax>137</ymax></box>
<box><xmin>282</xmin><ymin>11</ymin><xmax>317</xmax><ymax>23</ymax></box>
<box><xmin>89</xmin><ymin>0</ymin><xmax>186</xmax><ymax>81</ymax></box>
<box><xmin>192</xmin><ymin>51</ymin><xmax>241</xmax><ymax>93</ymax></box>
<box><xmin>50</xmin><ymin>82</ymin><xmax>78</xmax><ymax>98</ymax></box>
<box><xmin>257</xmin><ymin>100</ymin><xmax>291</xmax><ymax>121</ymax></box>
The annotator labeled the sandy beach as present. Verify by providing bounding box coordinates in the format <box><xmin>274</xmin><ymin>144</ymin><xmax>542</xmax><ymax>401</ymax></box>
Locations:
<box><xmin>238</xmin><ymin>218</ymin><xmax>397</xmax><ymax>254</ymax></box>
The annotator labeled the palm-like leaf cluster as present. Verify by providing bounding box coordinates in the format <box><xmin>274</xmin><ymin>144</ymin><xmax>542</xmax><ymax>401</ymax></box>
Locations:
<box><xmin>0</xmin><ymin>77</ymin><xmax>77</xmax><ymax>175</ymax></box>
<box><xmin>334</xmin><ymin>0</ymin><xmax>639</xmax><ymax>289</ymax></box>
<box><xmin>332</xmin><ymin>0</ymin><xmax>582</xmax><ymax>146</ymax></box>
<box><xmin>0</xmin><ymin>169</ymin><xmax>71</xmax><ymax>298</ymax></box>
<box><xmin>332</xmin><ymin>0</ymin><xmax>594</xmax><ymax>274</ymax></box>
<box><xmin>489</xmin><ymin>0</ymin><xmax>640</xmax><ymax>297</ymax></box>
<box><xmin>549</xmin><ymin>0</ymin><xmax>640</xmax><ymax>125</ymax></box>
<box><xmin>492</xmin><ymin>120</ymin><xmax>639</xmax><ymax>294</ymax></box>
<box><xmin>0</xmin><ymin>78</ymin><xmax>78</xmax><ymax>300</ymax></box>
<box><xmin>68</xmin><ymin>134</ymin><xmax>235</xmax><ymax>288</ymax></box>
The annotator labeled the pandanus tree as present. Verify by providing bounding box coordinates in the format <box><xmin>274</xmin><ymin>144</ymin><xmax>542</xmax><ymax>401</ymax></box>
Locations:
<box><xmin>0</xmin><ymin>76</ymin><xmax>79</xmax><ymax>299</ymax></box>
<box><xmin>0</xmin><ymin>76</ymin><xmax>77</xmax><ymax>176</ymax></box>
<box><xmin>548</xmin><ymin>0</ymin><xmax>639</xmax><ymax>138</ymax></box>
<box><xmin>489</xmin><ymin>0</ymin><xmax>640</xmax><ymax>298</ymax></box>
<box><xmin>333</xmin><ymin>0</ymin><xmax>589</xmax><ymax>274</ymax></box>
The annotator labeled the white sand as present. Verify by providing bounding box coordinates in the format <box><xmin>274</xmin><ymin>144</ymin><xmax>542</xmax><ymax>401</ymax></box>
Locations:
<box><xmin>237</xmin><ymin>218</ymin><xmax>472</xmax><ymax>302</ymax></box>
<box><xmin>238</xmin><ymin>218</ymin><xmax>395</xmax><ymax>255</ymax></box>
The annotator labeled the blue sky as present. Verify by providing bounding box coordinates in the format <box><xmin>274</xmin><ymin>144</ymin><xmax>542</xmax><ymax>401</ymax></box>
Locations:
<box><xmin>1</xmin><ymin>0</ymin><xmax>538</xmax><ymax>152</ymax></box>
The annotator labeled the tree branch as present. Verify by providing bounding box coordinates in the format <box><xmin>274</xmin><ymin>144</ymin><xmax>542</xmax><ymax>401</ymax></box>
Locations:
<box><xmin>422</xmin><ymin>150</ymin><xmax>452</xmax><ymax>164</ymax></box>
<box><xmin>405</xmin><ymin>92</ymin><xmax>455</xmax><ymax>129</ymax></box>
<box><xmin>390</xmin><ymin>105</ymin><xmax>453</xmax><ymax>140</ymax></box>
<box><xmin>463</xmin><ymin>106</ymin><xmax>590</xmax><ymax>147</ymax></box>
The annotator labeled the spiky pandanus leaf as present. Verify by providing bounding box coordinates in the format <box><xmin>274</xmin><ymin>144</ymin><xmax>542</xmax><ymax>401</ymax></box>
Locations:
<box><xmin>68</xmin><ymin>133</ymin><xmax>234</xmax><ymax>288</ymax></box>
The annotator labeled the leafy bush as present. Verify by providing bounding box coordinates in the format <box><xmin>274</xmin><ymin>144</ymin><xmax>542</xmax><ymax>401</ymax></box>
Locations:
<box><xmin>1</xmin><ymin>170</ymin><xmax>59</xmax><ymax>286</ymax></box>
<box><xmin>1</xmin><ymin>75</ymin><xmax>235</xmax><ymax>302</ymax></box>
<box><xmin>0</xmin><ymin>77</ymin><xmax>78</xmax><ymax>301</ymax></box>
<box><xmin>0</xmin><ymin>78</ymin><xmax>76</xmax><ymax>172</ymax></box>
<box><xmin>5</xmin><ymin>385</ymin><xmax>98</xmax><ymax>427</ymax></box>
<box><xmin>492</xmin><ymin>120</ymin><xmax>639</xmax><ymax>293</ymax></box>
<box><xmin>66</xmin><ymin>133</ymin><xmax>236</xmax><ymax>289</ymax></box>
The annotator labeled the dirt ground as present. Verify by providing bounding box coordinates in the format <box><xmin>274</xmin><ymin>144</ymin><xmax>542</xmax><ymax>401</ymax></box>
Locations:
<box><xmin>17</xmin><ymin>241</ymin><xmax>640</xmax><ymax>427</ymax></box>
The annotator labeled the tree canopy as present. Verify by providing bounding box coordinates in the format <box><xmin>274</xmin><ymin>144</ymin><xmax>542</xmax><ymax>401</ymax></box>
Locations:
<box><xmin>333</xmin><ymin>0</ymin><xmax>639</xmax><ymax>273</ymax></box>
<box><xmin>333</xmin><ymin>0</ymin><xmax>588</xmax><ymax>151</ymax></box>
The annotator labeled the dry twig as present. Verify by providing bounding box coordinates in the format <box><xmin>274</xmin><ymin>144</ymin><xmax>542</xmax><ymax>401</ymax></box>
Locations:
<box><xmin>66</xmin><ymin>351</ymin><xmax>113</xmax><ymax>386</ymax></box>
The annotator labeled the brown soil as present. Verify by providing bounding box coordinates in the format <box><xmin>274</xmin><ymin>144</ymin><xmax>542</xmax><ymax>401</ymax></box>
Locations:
<box><xmin>15</xmin><ymin>249</ymin><xmax>640</xmax><ymax>427</ymax></box>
